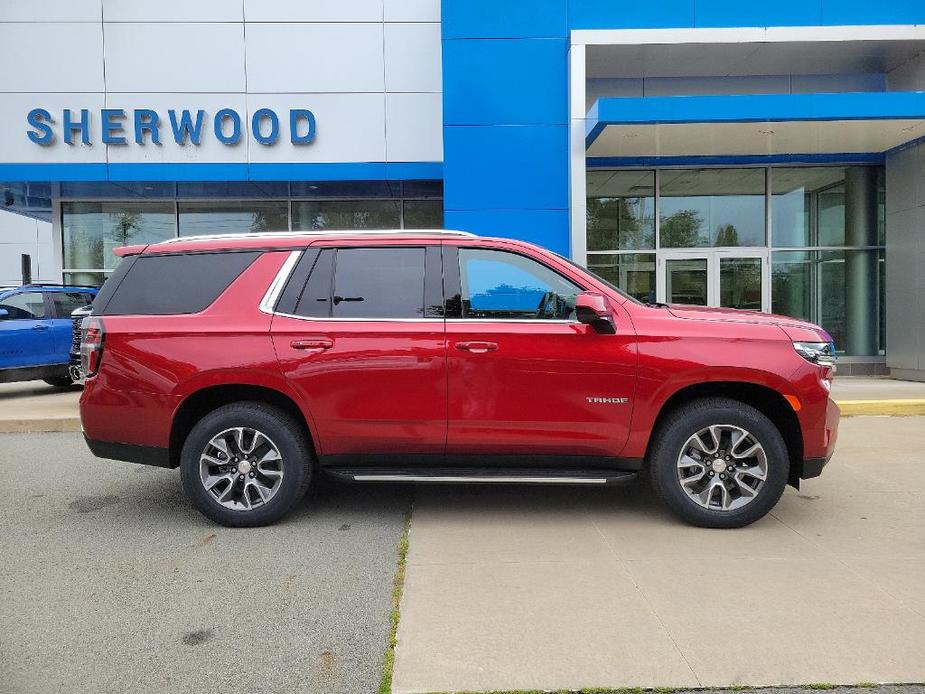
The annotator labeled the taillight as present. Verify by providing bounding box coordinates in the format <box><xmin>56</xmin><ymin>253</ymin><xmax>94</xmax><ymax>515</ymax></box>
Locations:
<box><xmin>80</xmin><ymin>316</ymin><xmax>105</xmax><ymax>377</ymax></box>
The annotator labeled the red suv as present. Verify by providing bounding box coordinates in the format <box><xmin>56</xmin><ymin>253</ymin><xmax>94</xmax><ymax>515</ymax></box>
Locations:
<box><xmin>80</xmin><ymin>230</ymin><xmax>839</xmax><ymax>528</ymax></box>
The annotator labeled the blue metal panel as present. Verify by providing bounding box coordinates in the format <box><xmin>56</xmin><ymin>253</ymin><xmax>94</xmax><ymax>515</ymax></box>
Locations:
<box><xmin>443</xmin><ymin>38</ymin><xmax>568</xmax><ymax>126</ymax></box>
<box><xmin>109</xmin><ymin>163</ymin><xmax>249</xmax><ymax>181</ymax></box>
<box><xmin>694</xmin><ymin>1</ymin><xmax>822</xmax><ymax>27</ymax></box>
<box><xmin>444</xmin><ymin>125</ymin><xmax>568</xmax><ymax>210</ymax></box>
<box><xmin>569</xmin><ymin>0</ymin><xmax>695</xmax><ymax>29</ymax></box>
<box><xmin>821</xmin><ymin>0</ymin><xmax>925</xmax><ymax>25</ymax></box>
<box><xmin>442</xmin><ymin>0</ymin><xmax>566</xmax><ymax>39</ymax></box>
<box><xmin>0</xmin><ymin>163</ymin><xmax>109</xmax><ymax>181</ymax></box>
<box><xmin>445</xmin><ymin>209</ymin><xmax>571</xmax><ymax>256</ymax></box>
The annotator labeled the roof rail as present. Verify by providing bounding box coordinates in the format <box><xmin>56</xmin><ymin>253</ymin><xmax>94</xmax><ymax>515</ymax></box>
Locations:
<box><xmin>159</xmin><ymin>229</ymin><xmax>477</xmax><ymax>244</ymax></box>
<box><xmin>19</xmin><ymin>283</ymin><xmax>98</xmax><ymax>289</ymax></box>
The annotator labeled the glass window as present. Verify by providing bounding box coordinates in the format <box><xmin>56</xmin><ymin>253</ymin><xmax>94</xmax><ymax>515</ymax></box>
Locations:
<box><xmin>64</xmin><ymin>272</ymin><xmax>109</xmax><ymax>289</ymax></box>
<box><xmin>771</xmin><ymin>167</ymin><xmax>884</xmax><ymax>248</ymax></box>
<box><xmin>458</xmin><ymin>248</ymin><xmax>581</xmax><ymax>320</ymax></box>
<box><xmin>101</xmin><ymin>252</ymin><xmax>260</xmax><ymax>316</ymax></box>
<box><xmin>586</xmin><ymin>253</ymin><xmax>655</xmax><ymax>303</ymax></box>
<box><xmin>659</xmin><ymin>168</ymin><xmax>766</xmax><ymax>248</ymax></box>
<box><xmin>293</xmin><ymin>250</ymin><xmax>335</xmax><ymax>318</ymax></box>
<box><xmin>292</xmin><ymin>200</ymin><xmax>401</xmax><ymax>231</ymax></box>
<box><xmin>719</xmin><ymin>257</ymin><xmax>762</xmax><ymax>310</ymax></box>
<box><xmin>62</xmin><ymin>201</ymin><xmax>176</xmax><ymax>271</ymax></box>
<box><xmin>665</xmin><ymin>258</ymin><xmax>708</xmax><ymax>306</ymax></box>
<box><xmin>331</xmin><ymin>248</ymin><xmax>426</xmax><ymax>319</ymax></box>
<box><xmin>0</xmin><ymin>291</ymin><xmax>46</xmax><ymax>319</ymax></box>
<box><xmin>402</xmin><ymin>200</ymin><xmax>443</xmax><ymax>229</ymax></box>
<box><xmin>49</xmin><ymin>291</ymin><xmax>93</xmax><ymax>318</ymax></box>
<box><xmin>586</xmin><ymin>170</ymin><xmax>655</xmax><ymax>250</ymax></box>
<box><xmin>772</xmin><ymin>249</ymin><xmax>884</xmax><ymax>355</ymax></box>
<box><xmin>178</xmin><ymin>201</ymin><xmax>288</xmax><ymax>236</ymax></box>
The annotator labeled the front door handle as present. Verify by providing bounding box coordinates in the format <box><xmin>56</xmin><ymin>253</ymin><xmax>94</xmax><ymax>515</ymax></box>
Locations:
<box><xmin>32</xmin><ymin>323</ymin><xmax>50</xmax><ymax>331</ymax></box>
<box><xmin>455</xmin><ymin>341</ymin><xmax>498</xmax><ymax>354</ymax></box>
<box><xmin>290</xmin><ymin>338</ymin><xmax>334</xmax><ymax>351</ymax></box>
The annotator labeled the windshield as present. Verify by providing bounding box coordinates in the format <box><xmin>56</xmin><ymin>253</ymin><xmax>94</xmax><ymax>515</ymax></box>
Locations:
<box><xmin>553</xmin><ymin>253</ymin><xmax>642</xmax><ymax>305</ymax></box>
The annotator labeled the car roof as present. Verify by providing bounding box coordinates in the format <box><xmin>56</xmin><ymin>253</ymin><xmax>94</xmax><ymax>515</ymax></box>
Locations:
<box><xmin>0</xmin><ymin>284</ymin><xmax>97</xmax><ymax>297</ymax></box>
<box><xmin>120</xmin><ymin>229</ymin><xmax>533</xmax><ymax>256</ymax></box>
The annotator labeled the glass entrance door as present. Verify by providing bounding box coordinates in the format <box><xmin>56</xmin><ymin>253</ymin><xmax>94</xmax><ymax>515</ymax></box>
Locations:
<box><xmin>658</xmin><ymin>251</ymin><xmax>768</xmax><ymax>310</ymax></box>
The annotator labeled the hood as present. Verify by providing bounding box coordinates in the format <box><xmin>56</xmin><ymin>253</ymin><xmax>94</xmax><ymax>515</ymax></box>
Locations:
<box><xmin>666</xmin><ymin>304</ymin><xmax>831</xmax><ymax>340</ymax></box>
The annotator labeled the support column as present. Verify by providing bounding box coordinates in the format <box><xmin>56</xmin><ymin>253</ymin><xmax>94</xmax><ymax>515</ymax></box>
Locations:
<box><xmin>844</xmin><ymin>166</ymin><xmax>880</xmax><ymax>356</ymax></box>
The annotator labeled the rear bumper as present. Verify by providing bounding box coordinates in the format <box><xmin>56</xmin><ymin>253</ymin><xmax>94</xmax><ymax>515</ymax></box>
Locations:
<box><xmin>84</xmin><ymin>435</ymin><xmax>173</xmax><ymax>468</ymax></box>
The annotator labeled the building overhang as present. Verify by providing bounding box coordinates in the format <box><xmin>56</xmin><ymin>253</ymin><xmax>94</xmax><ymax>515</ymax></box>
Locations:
<box><xmin>585</xmin><ymin>91</ymin><xmax>925</xmax><ymax>164</ymax></box>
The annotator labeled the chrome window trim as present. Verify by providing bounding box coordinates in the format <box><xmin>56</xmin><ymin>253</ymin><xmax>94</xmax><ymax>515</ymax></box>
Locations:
<box><xmin>259</xmin><ymin>250</ymin><xmax>302</xmax><ymax>315</ymax></box>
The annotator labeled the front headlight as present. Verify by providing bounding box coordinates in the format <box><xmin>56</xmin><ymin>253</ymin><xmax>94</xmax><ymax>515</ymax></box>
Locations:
<box><xmin>793</xmin><ymin>341</ymin><xmax>837</xmax><ymax>366</ymax></box>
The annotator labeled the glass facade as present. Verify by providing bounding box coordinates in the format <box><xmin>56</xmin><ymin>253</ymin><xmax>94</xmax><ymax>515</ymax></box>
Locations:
<box><xmin>60</xmin><ymin>180</ymin><xmax>443</xmax><ymax>287</ymax></box>
<box><xmin>587</xmin><ymin>166</ymin><xmax>886</xmax><ymax>356</ymax></box>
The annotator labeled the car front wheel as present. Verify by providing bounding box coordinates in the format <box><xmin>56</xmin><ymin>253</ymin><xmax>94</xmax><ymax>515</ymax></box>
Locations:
<box><xmin>180</xmin><ymin>402</ymin><xmax>313</xmax><ymax>527</ymax></box>
<box><xmin>648</xmin><ymin>397</ymin><xmax>789</xmax><ymax>528</ymax></box>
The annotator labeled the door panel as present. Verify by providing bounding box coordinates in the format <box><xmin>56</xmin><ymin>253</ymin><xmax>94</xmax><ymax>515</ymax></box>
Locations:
<box><xmin>47</xmin><ymin>291</ymin><xmax>94</xmax><ymax>363</ymax></box>
<box><xmin>659</xmin><ymin>252</ymin><xmax>768</xmax><ymax>311</ymax></box>
<box><xmin>445</xmin><ymin>246</ymin><xmax>636</xmax><ymax>458</ymax></box>
<box><xmin>271</xmin><ymin>245</ymin><xmax>447</xmax><ymax>457</ymax></box>
<box><xmin>719</xmin><ymin>257</ymin><xmax>763</xmax><ymax>310</ymax></box>
<box><xmin>446</xmin><ymin>320</ymin><xmax>636</xmax><ymax>457</ymax></box>
<box><xmin>665</xmin><ymin>258</ymin><xmax>708</xmax><ymax>306</ymax></box>
<box><xmin>0</xmin><ymin>291</ymin><xmax>54</xmax><ymax>368</ymax></box>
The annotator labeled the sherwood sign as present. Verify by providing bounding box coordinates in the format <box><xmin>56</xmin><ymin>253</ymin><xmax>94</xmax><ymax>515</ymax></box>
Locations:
<box><xmin>25</xmin><ymin>107</ymin><xmax>316</xmax><ymax>146</ymax></box>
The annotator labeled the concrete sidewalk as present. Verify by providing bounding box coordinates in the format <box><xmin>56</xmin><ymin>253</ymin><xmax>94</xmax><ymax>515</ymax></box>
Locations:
<box><xmin>392</xmin><ymin>416</ymin><xmax>925</xmax><ymax>693</ymax></box>
<box><xmin>2</xmin><ymin>376</ymin><xmax>925</xmax><ymax>433</ymax></box>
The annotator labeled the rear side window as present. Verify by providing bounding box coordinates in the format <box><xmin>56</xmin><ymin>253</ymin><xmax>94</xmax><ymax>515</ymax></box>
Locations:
<box><xmin>0</xmin><ymin>291</ymin><xmax>45</xmax><ymax>319</ymax></box>
<box><xmin>49</xmin><ymin>291</ymin><xmax>93</xmax><ymax>318</ymax></box>
<box><xmin>289</xmin><ymin>247</ymin><xmax>430</xmax><ymax>319</ymax></box>
<box><xmin>101</xmin><ymin>251</ymin><xmax>259</xmax><ymax>315</ymax></box>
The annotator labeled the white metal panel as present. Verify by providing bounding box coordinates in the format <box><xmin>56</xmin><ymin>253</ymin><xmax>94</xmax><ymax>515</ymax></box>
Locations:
<box><xmin>385</xmin><ymin>92</ymin><xmax>441</xmax><ymax>161</ymax></box>
<box><xmin>244</xmin><ymin>0</ymin><xmax>383</xmax><ymax>22</ymax></box>
<box><xmin>103</xmin><ymin>94</ymin><xmax>249</xmax><ymax>164</ymax></box>
<box><xmin>246</xmin><ymin>93</ymin><xmax>386</xmax><ymax>163</ymax></box>
<box><xmin>0</xmin><ymin>93</ymin><xmax>106</xmax><ymax>162</ymax></box>
<box><xmin>384</xmin><ymin>23</ymin><xmax>441</xmax><ymax>93</ymax></box>
<box><xmin>0</xmin><ymin>0</ymin><xmax>100</xmax><ymax>22</ymax></box>
<box><xmin>103</xmin><ymin>0</ymin><xmax>243</xmax><ymax>22</ymax></box>
<box><xmin>0</xmin><ymin>23</ymin><xmax>103</xmax><ymax>92</ymax></box>
<box><xmin>587</xmin><ymin>119</ymin><xmax>925</xmax><ymax>158</ymax></box>
<box><xmin>384</xmin><ymin>0</ymin><xmax>440</xmax><ymax>22</ymax></box>
<box><xmin>104</xmin><ymin>23</ymin><xmax>245</xmax><ymax>93</ymax></box>
<box><xmin>245</xmin><ymin>23</ymin><xmax>384</xmax><ymax>94</ymax></box>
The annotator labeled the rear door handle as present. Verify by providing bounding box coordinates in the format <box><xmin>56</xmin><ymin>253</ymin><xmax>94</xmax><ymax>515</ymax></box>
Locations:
<box><xmin>455</xmin><ymin>341</ymin><xmax>498</xmax><ymax>354</ymax></box>
<box><xmin>290</xmin><ymin>338</ymin><xmax>334</xmax><ymax>351</ymax></box>
<box><xmin>32</xmin><ymin>323</ymin><xmax>50</xmax><ymax>331</ymax></box>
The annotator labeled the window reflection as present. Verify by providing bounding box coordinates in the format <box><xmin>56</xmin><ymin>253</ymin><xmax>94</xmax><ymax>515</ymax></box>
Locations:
<box><xmin>586</xmin><ymin>170</ymin><xmax>655</xmax><ymax>250</ymax></box>
<box><xmin>178</xmin><ymin>201</ymin><xmax>288</xmax><ymax>236</ymax></box>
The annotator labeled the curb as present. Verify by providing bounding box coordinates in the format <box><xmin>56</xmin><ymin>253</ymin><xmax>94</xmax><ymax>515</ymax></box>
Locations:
<box><xmin>836</xmin><ymin>399</ymin><xmax>925</xmax><ymax>417</ymax></box>
<box><xmin>0</xmin><ymin>400</ymin><xmax>924</xmax><ymax>434</ymax></box>
<box><xmin>0</xmin><ymin>417</ymin><xmax>81</xmax><ymax>434</ymax></box>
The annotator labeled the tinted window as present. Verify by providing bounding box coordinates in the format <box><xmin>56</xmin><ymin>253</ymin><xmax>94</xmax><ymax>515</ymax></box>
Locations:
<box><xmin>0</xmin><ymin>292</ymin><xmax>46</xmax><ymax>319</ymax></box>
<box><xmin>332</xmin><ymin>248</ymin><xmax>425</xmax><ymax>319</ymax></box>
<box><xmin>293</xmin><ymin>249</ymin><xmax>335</xmax><ymax>318</ymax></box>
<box><xmin>102</xmin><ymin>252</ymin><xmax>259</xmax><ymax>315</ymax></box>
<box><xmin>458</xmin><ymin>249</ymin><xmax>581</xmax><ymax>320</ymax></box>
<box><xmin>49</xmin><ymin>291</ymin><xmax>94</xmax><ymax>318</ymax></box>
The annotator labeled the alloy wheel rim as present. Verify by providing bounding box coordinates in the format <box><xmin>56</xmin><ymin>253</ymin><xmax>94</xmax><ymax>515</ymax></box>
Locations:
<box><xmin>676</xmin><ymin>424</ymin><xmax>768</xmax><ymax>512</ymax></box>
<box><xmin>199</xmin><ymin>427</ymin><xmax>284</xmax><ymax>511</ymax></box>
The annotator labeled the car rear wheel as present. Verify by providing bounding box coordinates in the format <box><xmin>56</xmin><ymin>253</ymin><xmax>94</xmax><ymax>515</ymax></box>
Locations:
<box><xmin>43</xmin><ymin>375</ymin><xmax>74</xmax><ymax>388</ymax></box>
<box><xmin>180</xmin><ymin>402</ymin><xmax>313</xmax><ymax>527</ymax></box>
<box><xmin>648</xmin><ymin>397</ymin><xmax>789</xmax><ymax>528</ymax></box>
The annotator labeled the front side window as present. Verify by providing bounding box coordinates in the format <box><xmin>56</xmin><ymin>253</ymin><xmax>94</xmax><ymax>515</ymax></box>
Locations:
<box><xmin>458</xmin><ymin>248</ymin><xmax>581</xmax><ymax>320</ymax></box>
<box><xmin>0</xmin><ymin>292</ymin><xmax>46</xmax><ymax>320</ymax></box>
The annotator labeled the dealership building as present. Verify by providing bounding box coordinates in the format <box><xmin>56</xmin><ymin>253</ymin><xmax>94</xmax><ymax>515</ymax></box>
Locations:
<box><xmin>2</xmin><ymin>1</ymin><xmax>924</xmax><ymax>379</ymax></box>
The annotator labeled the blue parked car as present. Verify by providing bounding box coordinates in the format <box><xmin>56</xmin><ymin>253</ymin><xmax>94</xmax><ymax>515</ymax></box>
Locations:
<box><xmin>0</xmin><ymin>284</ymin><xmax>97</xmax><ymax>387</ymax></box>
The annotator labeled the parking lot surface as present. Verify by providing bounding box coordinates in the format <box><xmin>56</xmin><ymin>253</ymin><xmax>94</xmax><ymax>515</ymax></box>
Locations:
<box><xmin>0</xmin><ymin>433</ymin><xmax>410</xmax><ymax>694</ymax></box>
<box><xmin>393</xmin><ymin>416</ymin><xmax>925</xmax><ymax>693</ymax></box>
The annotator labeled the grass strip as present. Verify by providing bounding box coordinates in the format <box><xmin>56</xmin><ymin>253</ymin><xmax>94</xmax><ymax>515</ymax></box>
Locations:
<box><xmin>378</xmin><ymin>503</ymin><xmax>413</xmax><ymax>694</ymax></box>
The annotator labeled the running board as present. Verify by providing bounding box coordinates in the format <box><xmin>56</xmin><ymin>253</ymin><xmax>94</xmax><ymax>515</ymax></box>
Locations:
<box><xmin>323</xmin><ymin>467</ymin><xmax>638</xmax><ymax>486</ymax></box>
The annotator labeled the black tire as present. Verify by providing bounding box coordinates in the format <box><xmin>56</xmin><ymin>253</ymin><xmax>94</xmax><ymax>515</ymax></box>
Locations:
<box><xmin>648</xmin><ymin>397</ymin><xmax>789</xmax><ymax>528</ymax></box>
<box><xmin>180</xmin><ymin>402</ymin><xmax>313</xmax><ymax>527</ymax></box>
<box><xmin>43</xmin><ymin>375</ymin><xmax>74</xmax><ymax>388</ymax></box>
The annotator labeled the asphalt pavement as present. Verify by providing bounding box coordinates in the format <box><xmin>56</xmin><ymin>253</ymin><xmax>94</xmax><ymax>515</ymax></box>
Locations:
<box><xmin>0</xmin><ymin>433</ymin><xmax>411</xmax><ymax>694</ymax></box>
